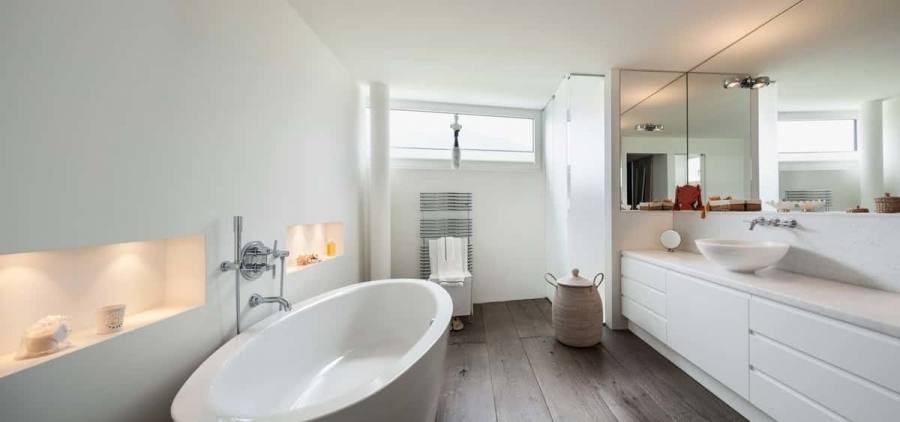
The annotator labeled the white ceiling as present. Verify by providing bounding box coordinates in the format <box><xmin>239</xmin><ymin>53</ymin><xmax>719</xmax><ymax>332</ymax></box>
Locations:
<box><xmin>288</xmin><ymin>0</ymin><xmax>797</xmax><ymax>109</ymax></box>
<box><xmin>696</xmin><ymin>0</ymin><xmax>900</xmax><ymax>112</ymax></box>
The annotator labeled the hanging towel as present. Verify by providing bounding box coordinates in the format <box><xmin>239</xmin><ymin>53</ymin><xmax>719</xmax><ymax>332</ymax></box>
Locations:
<box><xmin>428</xmin><ymin>237</ymin><xmax>470</xmax><ymax>282</ymax></box>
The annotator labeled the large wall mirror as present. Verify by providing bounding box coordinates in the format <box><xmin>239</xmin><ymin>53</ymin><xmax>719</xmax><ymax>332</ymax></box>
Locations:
<box><xmin>619</xmin><ymin>71</ymin><xmax>752</xmax><ymax>210</ymax></box>
<box><xmin>621</xmin><ymin>0</ymin><xmax>900</xmax><ymax>213</ymax></box>
<box><xmin>620</xmin><ymin>71</ymin><xmax>686</xmax><ymax>210</ymax></box>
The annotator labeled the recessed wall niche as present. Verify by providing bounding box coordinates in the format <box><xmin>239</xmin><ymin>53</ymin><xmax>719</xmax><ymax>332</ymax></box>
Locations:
<box><xmin>0</xmin><ymin>235</ymin><xmax>205</xmax><ymax>378</ymax></box>
<box><xmin>286</xmin><ymin>222</ymin><xmax>344</xmax><ymax>273</ymax></box>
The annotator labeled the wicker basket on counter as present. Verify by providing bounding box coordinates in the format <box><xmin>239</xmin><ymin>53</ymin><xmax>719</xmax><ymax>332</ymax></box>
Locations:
<box><xmin>875</xmin><ymin>193</ymin><xmax>900</xmax><ymax>213</ymax></box>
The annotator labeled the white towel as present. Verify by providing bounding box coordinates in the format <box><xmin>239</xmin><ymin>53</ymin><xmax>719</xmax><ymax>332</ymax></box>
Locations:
<box><xmin>428</xmin><ymin>237</ymin><xmax>470</xmax><ymax>282</ymax></box>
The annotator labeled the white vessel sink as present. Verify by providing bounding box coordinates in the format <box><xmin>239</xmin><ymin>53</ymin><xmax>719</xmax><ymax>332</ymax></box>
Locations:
<box><xmin>695</xmin><ymin>239</ymin><xmax>790</xmax><ymax>272</ymax></box>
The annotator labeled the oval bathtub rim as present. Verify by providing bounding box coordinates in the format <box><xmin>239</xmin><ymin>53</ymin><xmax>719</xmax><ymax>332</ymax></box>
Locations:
<box><xmin>171</xmin><ymin>278</ymin><xmax>453</xmax><ymax>422</ymax></box>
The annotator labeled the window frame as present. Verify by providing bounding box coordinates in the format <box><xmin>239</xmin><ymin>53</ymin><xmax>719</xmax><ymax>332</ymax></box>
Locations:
<box><xmin>388</xmin><ymin>99</ymin><xmax>543</xmax><ymax>171</ymax></box>
<box><xmin>777</xmin><ymin>111</ymin><xmax>858</xmax><ymax>163</ymax></box>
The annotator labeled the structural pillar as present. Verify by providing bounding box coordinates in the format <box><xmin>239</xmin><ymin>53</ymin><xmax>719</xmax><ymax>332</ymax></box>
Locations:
<box><xmin>859</xmin><ymin>100</ymin><xmax>884</xmax><ymax>209</ymax></box>
<box><xmin>883</xmin><ymin>98</ymin><xmax>900</xmax><ymax>193</ymax></box>
<box><xmin>368</xmin><ymin>82</ymin><xmax>391</xmax><ymax>280</ymax></box>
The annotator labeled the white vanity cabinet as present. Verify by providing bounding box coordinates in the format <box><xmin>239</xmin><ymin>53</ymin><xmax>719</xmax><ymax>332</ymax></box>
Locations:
<box><xmin>621</xmin><ymin>257</ymin><xmax>667</xmax><ymax>342</ymax></box>
<box><xmin>748</xmin><ymin>297</ymin><xmax>900</xmax><ymax>422</ymax></box>
<box><xmin>667</xmin><ymin>271</ymin><xmax>750</xmax><ymax>399</ymax></box>
<box><xmin>620</xmin><ymin>251</ymin><xmax>900</xmax><ymax>422</ymax></box>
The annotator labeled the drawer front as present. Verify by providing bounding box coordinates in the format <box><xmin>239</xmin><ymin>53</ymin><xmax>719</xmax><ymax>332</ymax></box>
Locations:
<box><xmin>667</xmin><ymin>271</ymin><xmax>750</xmax><ymax>398</ymax></box>
<box><xmin>751</xmin><ymin>333</ymin><xmax>900</xmax><ymax>422</ymax></box>
<box><xmin>622</xmin><ymin>276</ymin><xmax>666</xmax><ymax>317</ymax></box>
<box><xmin>749</xmin><ymin>369</ymin><xmax>845</xmax><ymax>422</ymax></box>
<box><xmin>621</xmin><ymin>257</ymin><xmax>666</xmax><ymax>292</ymax></box>
<box><xmin>750</xmin><ymin>297</ymin><xmax>900</xmax><ymax>393</ymax></box>
<box><xmin>622</xmin><ymin>296</ymin><xmax>667</xmax><ymax>343</ymax></box>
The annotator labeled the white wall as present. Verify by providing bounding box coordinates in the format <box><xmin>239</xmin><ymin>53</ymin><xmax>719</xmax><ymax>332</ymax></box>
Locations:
<box><xmin>544</xmin><ymin>75</ymin><xmax>610</xmax><ymax>310</ymax></box>
<box><xmin>779</xmin><ymin>165</ymin><xmax>860</xmax><ymax>211</ymax></box>
<box><xmin>0</xmin><ymin>1</ymin><xmax>361</xmax><ymax>420</ymax></box>
<box><xmin>674</xmin><ymin>212</ymin><xmax>900</xmax><ymax>293</ymax></box>
<box><xmin>391</xmin><ymin>168</ymin><xmax>546</xmax><ymax>303</ymax></box>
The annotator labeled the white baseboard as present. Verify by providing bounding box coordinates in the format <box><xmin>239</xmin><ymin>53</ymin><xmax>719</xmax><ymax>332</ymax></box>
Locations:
<box><xmin>627</xmin><ymin>322</ymin><xmax>775</xmax><ymax>422</ymax></box>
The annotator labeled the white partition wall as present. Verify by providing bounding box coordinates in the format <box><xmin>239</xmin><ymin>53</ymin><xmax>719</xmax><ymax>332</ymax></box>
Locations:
<box><xmin>543</xmin><ymin>75</ymin><xmax>609</xmax><ymax>316</ymax></box>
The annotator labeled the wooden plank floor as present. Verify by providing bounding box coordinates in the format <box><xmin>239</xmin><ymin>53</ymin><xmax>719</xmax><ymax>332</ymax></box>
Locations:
<box><xmin>437</xmin><ymin>299</ymin><xmax>746</xmax><ymax>422</ymax></box>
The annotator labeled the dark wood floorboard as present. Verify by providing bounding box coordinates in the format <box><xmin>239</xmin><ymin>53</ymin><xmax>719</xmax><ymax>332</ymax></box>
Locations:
<box><xmin>449</xmin><ymin>303</ymin><xmax>486</xmax><ymax>345</ymax></box>
<box><xmin>507</xmin><ymin>299</ymin><xmax>554</xmax><ymax>338</ymax></box>
<box><xmin>438</xmin><ymin>299</ymin><xmax>746</xmax><ymax>422</ymax></box>
<box><xmin>522</xmin><ymin>336</ymin><xmax>619</xmax><ymax>422</ymax></box>
<box><xmin>600</xmin><ymin>329</ymin><xmax>744</xmax><ymax>421</ymax></box>
<box><xmin>437</xmin><ymin>342</ymin><xmax>496</xmax><ymax>422</ymax></box>
<box><xmin>481</xmin><ymin>301</ymin><xmax>519</xmax><ymax>342</ymax></box>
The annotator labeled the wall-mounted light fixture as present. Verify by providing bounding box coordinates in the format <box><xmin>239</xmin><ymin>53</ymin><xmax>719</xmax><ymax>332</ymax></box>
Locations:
<box><xmin>635</xmin><ymin>123</ymin><xmax>664</xmax><ymax>132</ymax></box>
<box><xmin>723</xmin><ymin>75</ymin><xmax>774</xmax><ymax>89</ymax></box>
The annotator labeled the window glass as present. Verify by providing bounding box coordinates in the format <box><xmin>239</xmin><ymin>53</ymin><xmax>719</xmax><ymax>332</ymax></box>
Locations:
<box><xmin>390</xmin><ymin>110</ymin><xmax>535</xmax><ymax>163</ymax></box>
<box><xmin>778</xmin><ymin>120</ymin><xmax>856</xmax><ymax>153</ymax></box>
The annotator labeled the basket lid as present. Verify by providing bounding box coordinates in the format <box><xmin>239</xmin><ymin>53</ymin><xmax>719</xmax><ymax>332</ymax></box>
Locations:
<box><xmin>558</xmin><ymin>269</ymin><xmax>594</xmax><ymax>287</ymax></box>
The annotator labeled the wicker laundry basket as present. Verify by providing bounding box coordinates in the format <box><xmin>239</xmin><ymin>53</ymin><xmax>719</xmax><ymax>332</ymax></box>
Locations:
<box><xmin>544</xmin><ymin>269</ymin><xmax>605</xmax><ymax>347</ymax></box>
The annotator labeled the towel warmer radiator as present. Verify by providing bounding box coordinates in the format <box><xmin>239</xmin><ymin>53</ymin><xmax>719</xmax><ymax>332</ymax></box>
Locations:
<box><xmin>419</xmin><ymin>192</ymin><xmax>473</xmax><ymax>279</ymax></box>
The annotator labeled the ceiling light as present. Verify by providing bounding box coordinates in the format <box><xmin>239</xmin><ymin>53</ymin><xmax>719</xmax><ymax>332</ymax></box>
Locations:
<box><xmin>635</xmin><ymin>123</ymin><xmax>663</xmax><ymax>132</ymax></box>
<box><xmin>723</xmin><ymin>77</ymin><xmax>743</xmax><ymax>89</ymax></box>
<box><xmin>723</xmin><ymin>75</ymin><xmax>774</xmax><ymax>89</ymax></box>
<box><xmin>751</xmin><ymin>76</ymin><xmax>773</xmax><ymax>89</ymax></box>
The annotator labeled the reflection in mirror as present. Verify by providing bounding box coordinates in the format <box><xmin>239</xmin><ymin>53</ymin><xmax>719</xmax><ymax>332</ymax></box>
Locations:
<box><xmin>687</xmin><ymin>72</ymin><xmax>752</xmax><ymax>203</ymax></box>
<box><xmin>695</xmin><ymin>0</ymin><xmax>900</xmax><ymax>212</ymax></box>
<box><xmin>620</xmin><ymin>71</ymin><xmax>686</xmax><ymax>210</ymax></box>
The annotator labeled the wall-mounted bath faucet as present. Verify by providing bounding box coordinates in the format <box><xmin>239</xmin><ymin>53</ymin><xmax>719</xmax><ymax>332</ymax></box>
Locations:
<box><xmin>748</xmin><ymin>217</ymin><xmax>798</xmax><ymax>231</ymax></box>
<box><xmin>220</xmin><ymin>216</ymin><xmax>292</xmax><ymax>334</ymax></box>
<box><xmin>248</xmin><ymin>293</ymin><xmax>292</xmax><ymax>312</ymax></box>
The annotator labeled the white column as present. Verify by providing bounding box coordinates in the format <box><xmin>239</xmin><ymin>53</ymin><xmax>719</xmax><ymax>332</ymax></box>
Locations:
<box><xmin>884</xmin><ymin>98</ymin><xmax>900</xmax><ymax>193</ymax></box>
<box><xmin>752</xmin><ymin>83</ymin><xmax>780</xmax><ymax>207</ymax></box>
<box><xmin>859</xmin><ymin>100</ymin><xmax>884</xmax><ymax>209</ymax></box>
<box><xmin>368</xmin><ymin>82</ymin><xmax>391</xmax><ymax>280</ymax></box>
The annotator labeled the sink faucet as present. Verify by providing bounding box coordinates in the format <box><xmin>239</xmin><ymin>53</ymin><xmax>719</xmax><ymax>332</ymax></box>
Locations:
<box><xmin>749</xmin><ymin>217</ymin><xmax>767</xmax><ymax>231</ymax></box>
<box><xmin>748</xmin><ymin>217</ymin><xmax>798</xmax><ymax>231</ymax></box>
<box><xmin>248</xmin><ymin>293</ymin><xmax>292</xmax><ymax>312</ymax></box>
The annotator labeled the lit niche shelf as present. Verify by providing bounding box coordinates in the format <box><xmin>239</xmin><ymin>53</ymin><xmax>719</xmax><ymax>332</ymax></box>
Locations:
<box><xmin>0</xmin><ymin>235</ymin><xmax>205</xmax><ymax>379</ymax></box>
<box><xmin>285</xmin><ymin>222</ymin><xmax>344</xmax><ymax>274</ymax></box>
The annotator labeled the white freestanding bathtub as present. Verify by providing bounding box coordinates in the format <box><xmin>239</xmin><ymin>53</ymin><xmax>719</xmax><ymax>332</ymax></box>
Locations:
<box><xmin>171</xmin><ymin>279</ymin><xmax>452</xmax><ymax>422</ymax></box>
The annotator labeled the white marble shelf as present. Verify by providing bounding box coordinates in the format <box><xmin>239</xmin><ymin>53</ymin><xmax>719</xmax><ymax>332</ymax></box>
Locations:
<box><xmin>0</xmin><ymin>305</ymin><xmax>199</xmax><ymax>379</ymax></box>
<box><xmin>622</xmin><ymin>249</ymin><xmax>900</xmax><ymax>338</ymax></box>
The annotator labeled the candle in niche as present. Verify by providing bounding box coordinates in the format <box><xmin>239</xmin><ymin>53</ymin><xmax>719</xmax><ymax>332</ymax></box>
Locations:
<box><xmin>326</xmin><ymin>241</ymin><xmax>337</xmax><ymax>257</ymax></box>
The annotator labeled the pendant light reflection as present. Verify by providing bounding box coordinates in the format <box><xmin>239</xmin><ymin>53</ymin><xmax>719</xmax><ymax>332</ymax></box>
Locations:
<box><xmin>723</xmin><ymin>75</ymin><xmax>774</xmax><ymax>89</ymax></box>
<box><xmin>635</xmin><ymin>123</ymin><xmax>664</xmax><ymax>132</ymax></box>
<box><xmin>451</xmin><ymin>113</ymin><xmax>462</xmax><ymax>169</ymax></box>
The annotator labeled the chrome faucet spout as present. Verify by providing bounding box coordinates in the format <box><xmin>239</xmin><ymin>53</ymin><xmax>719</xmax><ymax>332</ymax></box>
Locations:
<box><xmin>749</xmin><ymin>217</ymin><xmax>766</xmax><ymax>231</ymax></box>
<box><xmin>747</xmin><ymin>216</ymin><xmax>797</xmax><ymax>231</ymax></box>
<box><xmin>248</xmin><ymin>293</ymin><xmax>292</xmax><ymax>312</ymax></box>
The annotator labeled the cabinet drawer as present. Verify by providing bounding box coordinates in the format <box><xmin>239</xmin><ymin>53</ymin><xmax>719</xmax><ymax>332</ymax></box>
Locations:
<box><xmin>750</xmin><ymin>297</ymin><xmax>900</xmax><ymax>393</ymax></box>
<box><xmin>622</xmin><ymin>296</ymin><xmax>667</xmax><ymax>343</ymax></box>
<box><xmin>622</xmin><ymin>276</ymin><xmax>666</xmax><ymax>317</ymax></box>
<box><xmin>667</xmin><ymin>271</ymin><xmax>749</xmax><ymax>398</ymax></box>
<box><xmin>749</xmin><ymin>369</ymin><xmax>844</xmax><ymax>422</ymax></box>
<box><xmin>621</xmin><ymin>257</ymin><xmax>666</xmax><ymax>292</ymax></box>
<box><xmin>751</xmin><ymin>333</ymin><xmax>900</xmax><ymax>422</ymax></box>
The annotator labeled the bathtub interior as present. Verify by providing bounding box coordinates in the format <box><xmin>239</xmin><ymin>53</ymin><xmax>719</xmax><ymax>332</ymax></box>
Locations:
<box><xmin>208</xmin><ymin>280</ymin><xmax>443</xmax><ymax>419</ymax></box>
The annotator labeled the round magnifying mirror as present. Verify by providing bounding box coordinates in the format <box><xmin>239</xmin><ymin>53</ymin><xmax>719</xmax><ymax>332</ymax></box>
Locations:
<box><xmin>659</xmin><ymin>230</ymin><xmax>682</xmax><ymax>252</ymax></box>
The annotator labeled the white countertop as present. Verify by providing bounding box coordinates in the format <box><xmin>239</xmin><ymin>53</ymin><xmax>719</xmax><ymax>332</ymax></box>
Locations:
<box><xmin>622</xmin><ymin>250</ymin><xmax>900</xmax><ymax>338</ymax></box>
